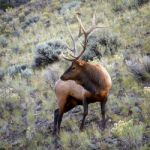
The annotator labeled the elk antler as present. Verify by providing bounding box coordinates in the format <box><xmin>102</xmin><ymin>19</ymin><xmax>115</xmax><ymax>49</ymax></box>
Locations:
<box><xmin>61</xmin><ymin>51</ymin><xmax>76</xmax><ymax>61</ymax></box>
<box><xmin>62</xmin><ymin>14</ymin><xmax>83</xmax><ymax>61</ymax></box>
<box><xmin>63</xmin><ymin>13</ymin><xmax>104</xmax><ymax>61</ymax></box>
<box><xmin>66</xmin><ymin>22</ymin><xmax>82</xmax><ymax>55</ymax></box>
<box><xmin>74</xmin><ymin>13</ymin><xmax>97</xmax><ymax>60</ymax></box>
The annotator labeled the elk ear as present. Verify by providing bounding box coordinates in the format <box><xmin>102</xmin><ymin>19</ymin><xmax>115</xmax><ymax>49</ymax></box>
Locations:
<box><xmin>77</xmin><ymin>60</ymin><xmax>85</xmax><ymax>66</ymax></box>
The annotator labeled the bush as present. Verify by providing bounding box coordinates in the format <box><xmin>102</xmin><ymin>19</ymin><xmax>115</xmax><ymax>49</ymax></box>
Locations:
<box><xmin>33</xmin><ymin>39</ymin><xmax>67</xmax><ymax>68</ymax></box>
<box><xmin>112</xmin><ymin>0</ymin><xmax>149</xmax><ymax>12</ymax></box>
<box><xmin>7</xmin><ymin>64</ymin><xmax>29</xmax><ymax>77</ymax></box>
<box><xmin>60</xmin><ymin>1</ymin><xmax>81</xmax><ymax>14</ymax></box>
<box><xmin>82</xmin><ymin>43</ymin><xmax>102</xmax><ymax>61</ymax></box>
<box><xmin>20</xmin><ymin>68</ymin><xmax>32</xmax><ymax>79</ymax></box>
<box><xmin>126</xmin><ymin>55</ymin><xmax>150</xmax><ymax>83</ymax></box>
<box><xmin>137</xmin><ymin>0</ymin><xmax>150</xmax><ymax>5</ymax></box>
<box><xmin>0</xmin><ymin>1</ymin><xmax>12</xmax><ymax>10</ymax></box>
<box><xmin>0</xmin><ymin>36</ymin><xmax>8</xmax><ymax>48</ymax></box>
<box><xmin>0</xmin><ymin>0</ymin><xmax>30</xmax><ymax>10</ymax></box>
<box><xmin>21</xmin><ymin>16</ymin><xmax>40</xmax><ymax>30</ymax></box>
<box><xmin>111</xmin><ymin>119</ymin><xmax>144</xmax><ymax>149</ymax></box>
<box><xmin>82</xmin><ymin>30</ymin><xmax>120</xmax><ymax>61</ymax></box>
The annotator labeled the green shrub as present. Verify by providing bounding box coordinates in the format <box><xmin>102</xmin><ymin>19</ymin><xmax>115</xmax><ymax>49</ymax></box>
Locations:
<box><xmin>82</xmin><ymin>30</ymin><xmax>120</xmax><ymax>61</ymax></box>
<box><xmin>82</xmin><ymin>35</ymin><xmax>102</xmax><ymax>61</ymax></box>
<box><xmin>0</xmin><ymin>0</ymin><xmax>30</xmax><ymax>10</ymax></box>
<box><xmin>61</xmin><ymin>131</ymin><xmax>91</xmax><ymax>150</ymax></box>
<box><xmin>111</xmin><ymin>119</ymin><xmax>145</xmax><ymax>149</ymax></box>
<box><xmin>0</xmin><ymin>1</ymin><xmax>12</xmax><ymax>10</ymax></box>
<box><xmin>7</xmin><ymin>64</ymin><xmax>29</xmax><ymax>77</ymax></box>
<box><xmin>20</xmin><ymin>68</ymin><xmax>32</xmax><ymax>79</ymax></box>
<box><xmin>60</xmin><ymin>1</ymin><xmax>81</xmax><ymax>14</ymax></box>
<box><xmin>112</xmin><ymin>0</ymin><xmax>149</xmax><ymax>12</ymax></box>
<box><xmin>126</xmin><ymin>55</ymin><xmax>150</xmax><ymax>83</ymax></box>
<box><xmin>33</xmin><ymin>39</ymin><xmax>67</xmax><ymax>68</ymax></box>
<box><xmin>21</xmin><ymin>16</ymin><xmax>40</xmax><ymax>30</ymax></box>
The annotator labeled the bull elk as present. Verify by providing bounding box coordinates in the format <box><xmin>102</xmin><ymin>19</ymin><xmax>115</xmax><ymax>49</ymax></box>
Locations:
<box><xmin>53</xmin><ymin>13</ymin><xmax>112</xmax><ymax>134</ymax></box>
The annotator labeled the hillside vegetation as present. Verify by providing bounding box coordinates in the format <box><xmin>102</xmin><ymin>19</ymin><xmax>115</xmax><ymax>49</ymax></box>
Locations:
<box><xmin>0</xmin><ymin>0</ymin><xmax>150</xmax><ymax>149</ymax></box>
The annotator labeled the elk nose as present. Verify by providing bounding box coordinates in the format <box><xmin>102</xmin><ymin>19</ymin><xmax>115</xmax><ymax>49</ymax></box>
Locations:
<box><xmin>60</xmin><ymin>74</ymin><xmax>68</xmax><ymax>81</ymax></box>
<box><xmin>60</xmin><ymin>75</ymin><xmax>64</xmax><ymax>80</ymax></box>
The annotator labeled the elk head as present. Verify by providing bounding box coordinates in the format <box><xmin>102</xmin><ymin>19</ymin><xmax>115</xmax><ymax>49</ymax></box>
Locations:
<box><xmin>61</xmin><ymin>13</ymin><xmax>101</xmax><ymax>82</ymax></box>
<box><xmin>60</xmin><ymin>60</ymin><xmax>86</xmax><ymax>81</ymax></box>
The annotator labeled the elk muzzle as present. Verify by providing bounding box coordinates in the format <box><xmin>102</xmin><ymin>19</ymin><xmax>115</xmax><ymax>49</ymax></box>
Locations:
<box><xmin>60</xmin><ymin>74</ymin><xmax>69</xmax><ymax>81</ymax></box>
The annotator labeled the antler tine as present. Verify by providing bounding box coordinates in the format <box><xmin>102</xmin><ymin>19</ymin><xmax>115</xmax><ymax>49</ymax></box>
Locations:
<box><xmin>63</xmin><ymin>13</ymin><xmax>101</xmax><ymax>61</ymax></box>
<box><xmin>66</xmin><ymin>23</ymin><xmax>76</xmax><ymax>54</ymax></box>
<box><xmin>74</xmin><ymin>13</ymin><xmax>97</xmax><ymax>60</ymax></box>
<box><xmin>62</xmin><ymin>52</ymin><xmax>75</xmax><ymax>61</ymax></box>
<box><xmin>87</xmin><ymin>12</ymin><xmax>97</xmax><ymax>34</ymax></box>
<box><xmin>66</xmin><ymin>17</ymin><xmax>84</xmax><ymax>52</ymax></box>
<box><xmin>75</xmin><ymin>24</ymin><xmax>82</xmax><ymax>41</ymax></box>
<box><xmin>68</xmin><ymin>52</ymin><xmax>77</xmax><ymax>59</ymax></box>
<box><xmin>76</xmin><ymin>14</ymin><xmax>86</xmax><ymax>33</ymax></box>
<box><xmin>90</xmin><ymin>13</ymin><xmax>109</xmax><ymax>31</ymax></box>
<box><xmin>76</xmin><ymin>12</ymin><xmax>96</xmax><ymax>35</ymax></box>
<box><xmin>74</xmin><ymin>12</ymin><xmax>108</xmax><ymax>60</ymax></box>
<box><xmin>92</xmin><ymin>12</ymin><xmax>96</xmax><ymax>27</ymax></box>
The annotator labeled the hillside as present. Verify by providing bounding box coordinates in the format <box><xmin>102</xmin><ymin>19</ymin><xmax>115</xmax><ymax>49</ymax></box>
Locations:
<box><xmin>0</xmin><ymin>0</ymin><xmax>150</xmax><ymax>149</ymax></box>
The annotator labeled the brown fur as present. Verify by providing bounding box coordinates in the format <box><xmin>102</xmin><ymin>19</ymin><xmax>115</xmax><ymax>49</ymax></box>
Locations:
<box><xmin>55</xmin><ymin>79</ymin><xmax>90</xmax><ymax>113</ymax></box>
<box><xmin>61</xmin><ymin>60</ymin><xmax>112</xmax><ymax>94</ymax></box>
<box><xmin>53</xmin><ymin>60</ymin><xmax>112</xmax><ymax>134</ymax></box>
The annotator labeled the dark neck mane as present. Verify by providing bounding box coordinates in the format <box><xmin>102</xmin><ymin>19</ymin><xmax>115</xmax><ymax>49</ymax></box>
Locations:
<box><xmin>79</xmin><ymin>63</ymin><xmax>105</xmax><ymax>94</ymax></box>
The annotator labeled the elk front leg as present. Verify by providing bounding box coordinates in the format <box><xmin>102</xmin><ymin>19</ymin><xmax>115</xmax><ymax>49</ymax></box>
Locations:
<box><xmin>53</xmin><ymin>109</ymin><xmax>59</xmax><ymax>135</ymax></box>
<box><xmin>100</xmin><ymin>101</ymin><xmax>106</xmax><ymax>130</ymax></box>
<box><xmin>80</xmin><ymin>99</ymin><xmax>88</xmax><ymax>130</ymax></box>
<box><xmin>57</xmin><ymin>110</ymin><xmax>64</xmax><ymax>134</ymax></box>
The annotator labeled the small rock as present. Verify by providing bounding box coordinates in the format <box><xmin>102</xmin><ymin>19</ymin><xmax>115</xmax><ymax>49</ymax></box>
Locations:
<box><xmin>88</xmin><ymin>143</ymin><xmax>98</xmax><ymax>150</ymax></box>
<box><xmin>105</xmin><ymin>137</ymin><xmax>118</xmax><ymax>145</ymax></box>
<box><xmin>71</xmin><ymin>106</ymin><xmax>81</xmax><ymax>114</ymax></box>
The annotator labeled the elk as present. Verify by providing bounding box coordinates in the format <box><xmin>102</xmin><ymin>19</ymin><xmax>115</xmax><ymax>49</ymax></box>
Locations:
<box><xmin>53</xmin><ymin>13</ymin><xmax>112</xmax><ymax>134</ymax></box>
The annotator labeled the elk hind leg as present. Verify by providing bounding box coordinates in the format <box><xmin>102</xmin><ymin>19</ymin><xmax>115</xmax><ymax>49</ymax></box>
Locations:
<box><xmin>57</xmin><ymin>98</ymin><xmax>78</xmax><ymax>134</ymax></box>
<box><xmin>100</xmin><ymin>100</ymin><xmax>106</xmax><ymax>130</ymax></box>
<box><xmin>64</xmin><ymin>98</ymin><xmax>77</xmax><ymax>113</ymax></box>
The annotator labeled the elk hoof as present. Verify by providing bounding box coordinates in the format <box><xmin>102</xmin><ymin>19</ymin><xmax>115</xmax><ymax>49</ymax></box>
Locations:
<box><xmin>80</xmin><ymin>126</ymin><xmax>84</xmax><ymax>131</ymax></box>
<box><xmin>99</xmin><ymin>122</ymin><xmax>106</xmax><ymax>131</ymax></box>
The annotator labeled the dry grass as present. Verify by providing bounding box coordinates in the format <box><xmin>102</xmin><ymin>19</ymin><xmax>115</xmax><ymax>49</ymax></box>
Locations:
<box><xmin>0</xmin><ymin>0</ymin><xmax>150</xmax><ymax>149</ymax></box>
